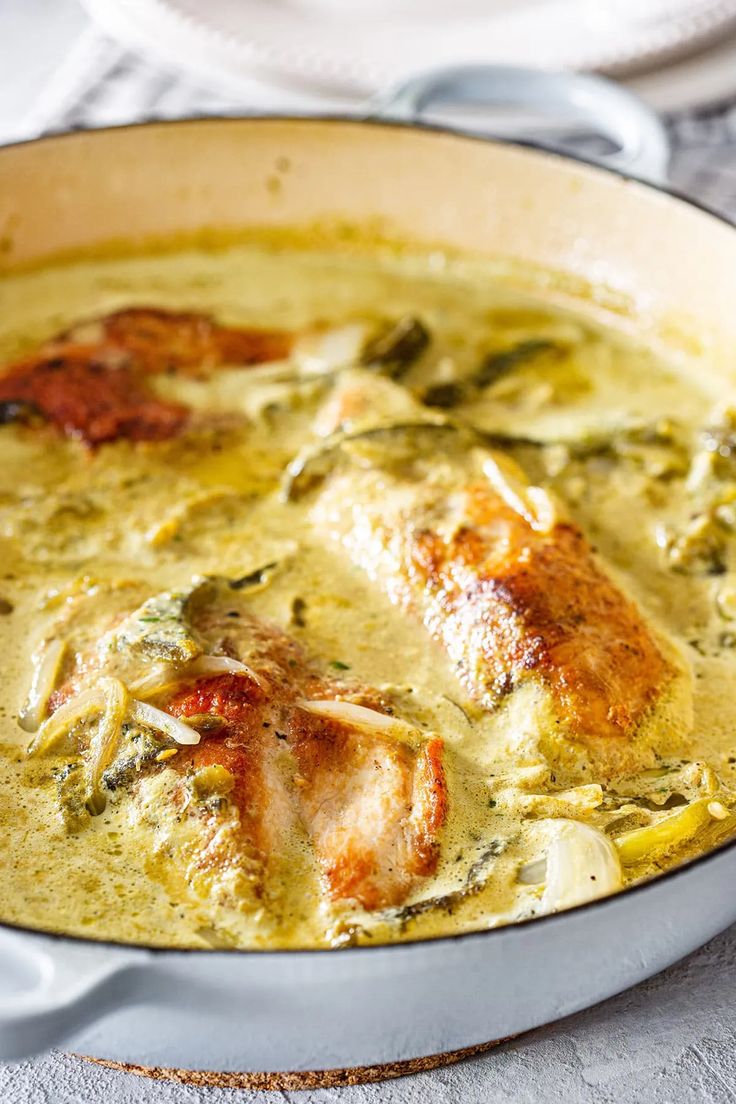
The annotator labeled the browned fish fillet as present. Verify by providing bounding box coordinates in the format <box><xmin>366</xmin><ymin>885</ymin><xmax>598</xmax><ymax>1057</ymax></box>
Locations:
<box><xmin>0</xmin><ymin>307</ymin><xmax>293</xmax><ymax>445</ymax></box>
<box><xmin>39</xmin><ymin>584</ymin><xmax>447</xmax><ymax>915</ymax></box>
<box><xmin>57</xmin><ymin>306</ymin><xmax>293</xmax><ymax>376</ymax></box>
<box><xmin>167</xmin><ymin>605</ymin><xmax>446</xmax><ymax>912</ymax></box>
<box><xmin>303</xmin><ymin>372</ymin><xmax>682</xmax><ymax>775</ymax></box>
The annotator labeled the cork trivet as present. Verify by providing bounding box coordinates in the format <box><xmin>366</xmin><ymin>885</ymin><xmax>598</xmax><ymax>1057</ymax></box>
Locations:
<box><xmin>73</xmin><ymin>1037</ymin><xmax>512</xmax><ymax>1090</ymax></box>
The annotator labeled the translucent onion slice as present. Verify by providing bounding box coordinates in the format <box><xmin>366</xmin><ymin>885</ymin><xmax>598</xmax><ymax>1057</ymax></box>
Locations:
<box><xmin>129</xmin><ymin>699</ymin><xmax>201</xmax><ymax>746</ymax></box>
<box><xmin>293</xmin><ymin>324</ymin><xmax>367</xmax><ymax>377</ymax></box>
<box><xmin>18</xmin><ymin>639</ymin><xmax>68</xmax><ymax>733</ymax></box>
<box><xmin>300</xmin><ymin>699</ymin><xmax>412</xmax><ymax>735</ymax></box>
<box><xmin>187</xmin><ymin>655</ymin><xmax>263</xmax><ymax>687</ymax></box>
<box><xmin>518</xmin><ymin>858</ymin><xmax>546</xmax><ymax>885</ymax></box>
<box><xmin>127</xmin><ymin>664</ymin><xmax>176</xmax><ymax>699</ymax></box>
<box><xmin>27</xmin><ymin>686</ymin><xmax>105</xmax><ymax>756</ymax></box>
<box><xmin>482</xmin><ymin>454</ymin><xmax>557</xmax><ymax>533</ymax></box>
<box><xmin>128</xmin><ymin>655</ymin><xmax>262</xmax><ymax>700</ymax></box>
<box><xmin>86</xmin><ymin>677</ymin><xmax>128</xmax><ymax>810</ymax></box>
<box><xmin>541</xmin><ymin>819</ymin><xmax>622</xmax><ymax>914</ymax></box>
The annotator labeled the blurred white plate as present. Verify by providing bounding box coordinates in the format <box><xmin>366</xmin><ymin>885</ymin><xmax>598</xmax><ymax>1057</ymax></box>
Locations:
<box><xmin>79</xmin><ymin>0</ymin><xmax>736</xmax><ymax>103</ymax></box>
<box><xmin>631</xmin><ymin>30</ymin><xmax>736</xmax><ymax>111</ymax></box>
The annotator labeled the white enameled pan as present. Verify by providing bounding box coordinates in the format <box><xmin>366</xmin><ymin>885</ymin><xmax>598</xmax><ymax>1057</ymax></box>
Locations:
<box><xmin>1</xmin><ymin>67</ymin><xmax>735</xmax><ymax>1085</ymax></box>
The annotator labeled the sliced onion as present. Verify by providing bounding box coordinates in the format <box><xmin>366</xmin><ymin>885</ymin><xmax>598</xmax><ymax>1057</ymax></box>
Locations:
<box><xmin>518</xmin><ymin>858</ymin><xmax>546</xmax><ymax>885</ymax></box>
<box><xmin>483</xmin><ymin>454</ymin><xmax>557</xmax><ymax>533</ymax></box>
<box><xmin>540</xmin><ymin>819</ymin><xmax>622</xmax><ymax>914</ymax></box>
<box><xmin>129</xmin><ymin>699</ymin><xmax>201</xmax><ymax>746</ymax></box>
<box><xmin>293</xmin><ymin>324</ymin><xmax>367</xmax><ymax>376</ymax></box>
<box><xmin>187</xmin><ymin>655</ymin><xmax>263</xmax><ymax>687</ymax></box>
<box><xmin>128</xmin><ymin>655</ymin><xmax>262</xmax><ymax>699</ymax></box>
<box><xmin>127</xmin><ymin>664</ymin><xmax>177</xmax><ymax>699</ymax></box>
<box><xmin>18</xmin><ymin>639</ymin><xmax>68</xmax><ymax>733</ymax></box>
<box><xmin>27</xmin><ymin>686</ymin><xmax>105</xmax><ymax>756</ymax></box>
<box><xmin>86</xmin><ymin>677</ymin><xmax>128</xmax><ymax>806</ymax></box>
<box><xmin>300</xmin><ymin>699</ymin><xmax>409</xmax><ymax>733</ymax></box>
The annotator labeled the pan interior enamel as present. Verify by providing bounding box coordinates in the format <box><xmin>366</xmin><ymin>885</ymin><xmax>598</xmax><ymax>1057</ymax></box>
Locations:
<box><xmin>0</xmin><ymin>242</ymin><xmax>734</xmax><ymax>950</ymax></box>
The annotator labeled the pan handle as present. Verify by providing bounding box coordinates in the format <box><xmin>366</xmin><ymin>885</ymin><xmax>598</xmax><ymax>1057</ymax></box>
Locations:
<box><xmin>0</xmin><ymin>928</ymin><xmax>143</xmax><ymax>1060</ymax></box>
<box><xmin>372</xmin><ymin>65</ymin><xmax>669</xmax><ymax>184</ymax></box>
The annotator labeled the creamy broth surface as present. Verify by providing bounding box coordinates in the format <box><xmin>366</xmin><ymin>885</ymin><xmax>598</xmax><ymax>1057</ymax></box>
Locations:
<box><xmin>1</xmin><ymin>244</ymin><xmax>735</xmax><ymax>949</ymax></box>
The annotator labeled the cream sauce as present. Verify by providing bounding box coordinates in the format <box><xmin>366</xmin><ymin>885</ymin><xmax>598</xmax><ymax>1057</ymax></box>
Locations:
<box><xmin>1</xmin><ymin>243</ymin><xmax>735</xmax><ymax>949</ymax></box>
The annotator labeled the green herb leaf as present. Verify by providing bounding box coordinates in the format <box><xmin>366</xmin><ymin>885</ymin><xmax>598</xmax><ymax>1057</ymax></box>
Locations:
<box><xmin>476</xmin><ymin>339</ymin><xmax>557</xmax><ymax>389</ymax></box>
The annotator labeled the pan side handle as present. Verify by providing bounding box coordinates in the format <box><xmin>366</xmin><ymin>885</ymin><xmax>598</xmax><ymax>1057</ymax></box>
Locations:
<box><xmin>371</xmin><ymin>64</ymin><xmax>669</xmax><ymax>184</ymax></box>
<box><xmin>0</xmin><ymin>927</ymin><xmax>145</xmax><ymax>1061</ymax></box>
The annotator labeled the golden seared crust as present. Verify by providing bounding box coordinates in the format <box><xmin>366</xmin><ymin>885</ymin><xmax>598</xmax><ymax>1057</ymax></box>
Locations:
<box><xmin>312</xmin><ymin>464</ymin><xmax>677</xmax><ymax>777</ymax></box>
<box><xmin>0</xmin><ymin>308</ymin><xmax>293</xmax><ymax>445</ymax></box>
<box><xmin>0</xmin><ymin>348</ymin><xmax>188</xmax><ymax>445</ymax></box>
<box><xmin>59</xmin><ymin>307</ymin><xmax>293</xmax><ymax>376</ymax></box>
<box><xmin>412</xmin><ymin>482</ymin><xmax>673</xmax><ymax>741</ymax></box>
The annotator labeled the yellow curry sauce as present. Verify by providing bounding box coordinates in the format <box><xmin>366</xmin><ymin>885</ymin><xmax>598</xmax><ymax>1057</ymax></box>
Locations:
<box><xmin>1</xmin><ymin>243</ymin><xmax>735</xmax><ymax>950</ymax></box>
